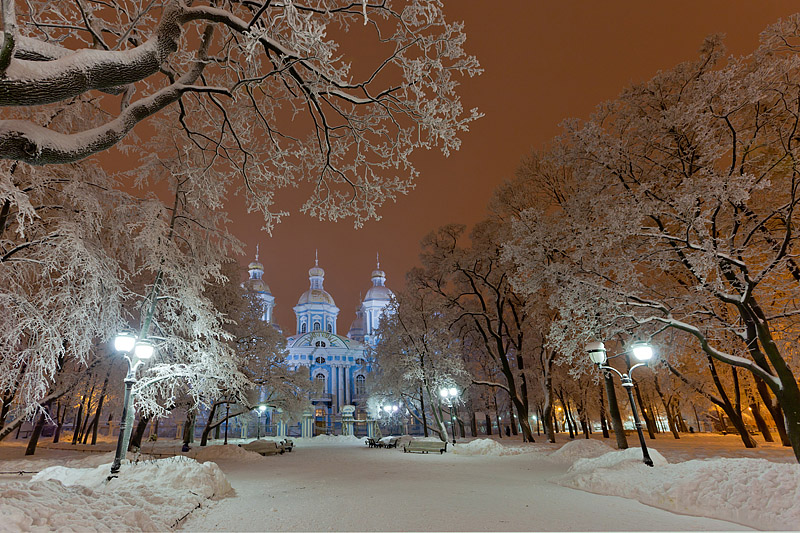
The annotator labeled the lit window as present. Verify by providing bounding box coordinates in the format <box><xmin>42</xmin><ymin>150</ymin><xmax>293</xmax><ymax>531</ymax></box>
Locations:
<box><xmin>315</xmin><ymin>408</ymin><xmax>325</xmax><ymax>417</ymax></box>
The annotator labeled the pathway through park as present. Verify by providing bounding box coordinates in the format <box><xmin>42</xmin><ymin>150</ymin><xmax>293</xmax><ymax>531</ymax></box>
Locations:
<box><xmin>179</xmin><ymin>441</ymin><xmax>749</xmax><ymax>531</ymax></box>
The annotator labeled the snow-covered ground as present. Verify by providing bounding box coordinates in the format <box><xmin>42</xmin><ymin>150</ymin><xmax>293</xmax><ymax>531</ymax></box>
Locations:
<box><xmin>0</xmin><ymin>433</ymin><xmax>797</xmax><ymax>531</ymax></box>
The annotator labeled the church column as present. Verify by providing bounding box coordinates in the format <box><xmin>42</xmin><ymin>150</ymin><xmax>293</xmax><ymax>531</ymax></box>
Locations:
<box><xmin>345</xmin><ymin>365</ymin><xmax>351</xmax><ymax>405</ymax></box>
<box><xmin>332</xmin><ymin>366</ymin><xmax>339</xmax><ymax>414</ymax></box>
<box><xmin>338</xmin><ymin>366</ymin><xmax>344</xmax><ymax>412</ymax></box>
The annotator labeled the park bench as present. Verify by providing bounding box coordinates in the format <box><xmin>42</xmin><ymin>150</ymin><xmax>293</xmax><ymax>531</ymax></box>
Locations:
<box><xmin>383</xmin><ymin>437</ymin><xmax>399</xmax><ymax>449</ymax></box>
<box><xmin>240</xmin><ymin>440</ymin><xmax>285</xmax><ymax>456</ymax></box>
<box><xmin>403</xmin><ymin>439</ymin><xmax>447</xmax><ymax>454</ymax></box>
<box><xmin>281</xmin><ymin>438</ymin><xmax>294</xmax><ymax>452</ymax></box>
<box><xmin>365</xmin><ymin>437</ymin><xmax>382</xmax><ymax>448</ymax></box>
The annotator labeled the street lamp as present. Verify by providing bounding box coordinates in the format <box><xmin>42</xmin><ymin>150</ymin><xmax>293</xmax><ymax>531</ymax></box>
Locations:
<box><xmin>585</xmin><ymin>340</ymin><xmax>655</xmax><ymax>467</ymax></box>
<box><xmin>257</xmin><ymin>405</ymin><xmax>266</xmax><ymax>440</ymax></box>
<box><xmin>439</xmin><ymin>387</ymin><xmax>459</xmax><ymax>445</ymax></box>
<box><xmin>110</xmin><ymin>332</ymin><xmax>154</xmax><ymax>476</ymax></box>
<box><xmin>382</xmin><ymin>404</ymin><xmax>398</xmax><ymax>435</ymax></box>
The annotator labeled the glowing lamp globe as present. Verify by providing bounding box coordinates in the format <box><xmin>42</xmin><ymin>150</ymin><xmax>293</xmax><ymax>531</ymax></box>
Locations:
<box><xmin>114</xmin><ymin>331</ymin><xmax>136</xmax><ymax>353</ymax></box>
<box><xmin>631</xmin><ymin>342</ymin><xmax>654</xmax><ymax>361</ymax></box>
<box><xmin>585</xmin><ymin>341</ymin><xmax>607</xmax><ymax>365</ymax></box>
<box><xmin>439</xmin><ymin>388</ymin><xmax>448</xmax><ymax>398</ymax></box>
<box><xmin>259</xmin><ymin>405</ymin><xmax>267</xmax><ymax>413</ymax></box>
<box><xmin>134</xmin><ymin>340</ymin><xmax>155</xmax><ymax>360</ymax></box>
<box><xmin>449</xmin><ymin>387</ymin><xmax>458</xmax><ymax>397</ymax></box>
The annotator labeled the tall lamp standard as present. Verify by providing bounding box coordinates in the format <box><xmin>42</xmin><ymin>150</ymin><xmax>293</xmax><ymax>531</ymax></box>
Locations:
<box><xmin>585</xmin><ymin>340</ymin><xmax>655</xmax><ymax>467</ymax></box>
<box><xmin>439</xmin><ymin>387</ymin><xmax>459</xmax><ymax>445</ymax></box>
<box><xmin>110</xmin><ymin>332</ymin><xmax>155</xmax><ymax>476</ymax></box>
<box><xmin>257</xmin><ymin>405</ymin><xmax>266</xmax><ymax>440</ymax></box>
<box><xmin>382</xmin><ymin>404</ymin><xmax>398</xmax><ymax>435</ymax></box>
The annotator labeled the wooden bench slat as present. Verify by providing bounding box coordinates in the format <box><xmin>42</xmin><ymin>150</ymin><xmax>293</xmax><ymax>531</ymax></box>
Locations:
<box><xmin>403</xmin><ymin>439</ymin><xmax>447</xmax><ymax>454</ymax></box>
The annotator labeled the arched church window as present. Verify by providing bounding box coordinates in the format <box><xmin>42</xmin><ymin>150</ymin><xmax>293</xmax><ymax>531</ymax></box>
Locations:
<box><xmin>355</xmin><ymin>375</ymin><xmax>366</xmax><ymax>395</ymax></box>
<box><xmin>313</xmin><ymin>322</ymin><xmax>321</xmax><ymax>331</ymax></box>
<box><xmin>315</xmin><ymin>341</ymin><xmax>326</xmax><ymax>348</ymax></box>
<box><xmin>315</xmin><ymin>357</ymin><xmax>326</xmax><ymax>364</ymax></box>
<box><xmin>315</xmin><ymin>373</ymin><xmax>326</xmax><ymax>387</ymax></box>
<box><xmin>355</xmin><ymin>358</ymin><xmax>366</xmax><ymax>366</ymax></box>
<box><xmin>326</xmin><ymin>323</ymin><xmax>332</xmax><ymax>333</ymax></box>
<box><xmin>301</xmin><ymin>323</ymin><xmax>307</xmax><ymax>333</ymax></box>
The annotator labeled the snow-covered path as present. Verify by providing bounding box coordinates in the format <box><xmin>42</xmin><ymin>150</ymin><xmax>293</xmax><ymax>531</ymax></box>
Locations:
<box><xmin>180</xmin><ymin>440</ymin><xmax>749</xmax><ymax>532</ymax></box>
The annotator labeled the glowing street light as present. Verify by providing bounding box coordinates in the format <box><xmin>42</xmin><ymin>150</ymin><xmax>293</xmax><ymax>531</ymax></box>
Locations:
<box><xmin>439</xmin><ymin>387</ymin><xmax>460</xmax><ymax>445</ymax></box>
<box><xmin>584</xmin><ymin>340</ymin><xmax>656</xmax><ymax>467</ymax></box>
<box><xmin>110</xmin><ymin>332</ymin><xmax>154</xmax><ymax>477</ymax></box>
<box><xmin>257</xmin><ymin>405</ymin><xmax>267</xmax><ymax>440</ymax></box>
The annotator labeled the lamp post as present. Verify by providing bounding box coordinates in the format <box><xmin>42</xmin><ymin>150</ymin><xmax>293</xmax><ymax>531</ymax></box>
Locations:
<box><xmin>382</xmin><ymin>404</ymin><xmax>398</xmax><ymax>435</ymax></box>
<box><xmin>110</xmin><ymin>332</ymin><xmax>155</xmax><ymax>476</ymax></box>
<box><xmin>439</xmin><ymin>387</ymin><xmax>459</xmax><ymax>445</ymax></box>
<box><xmin>257</xmin><ymin>405</ymin><xmax>266</xmax><ymax>440</ymax></box>
<box><xmin>585</xmin><ymin>340</ymin><xmax>655</xmax><ymax>467</ymax></box>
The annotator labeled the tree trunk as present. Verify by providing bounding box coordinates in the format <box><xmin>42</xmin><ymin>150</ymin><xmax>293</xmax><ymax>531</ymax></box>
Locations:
<box><xmin>0</xmin><ymin>392</ymin><xmax>13</xmax><ymax>430</ymax></box>
<box><xmin>130</xmin><ymin>416</ymin><xmax>150</xmax><ymax>450</ymax></box>
<box><xmin>749</xmin><ymin>401</ymin><xmax>773</xmax><ymax>442</ymax></box>
<box><xmin>183</xmin><ymin>410</ymin><xmax>196</xmax><ymax>445</ymax></box>
<box><xmin>604</xmin><ymin>371</ymin><xmax>628</xmax><ymax>449</ymax></box>
<box><xmin>52</xmin><ymin>401</ymin><xmax>64</xmax><ymax>443</ymax></box>
<box><xmin>88</xmin><ymin>369</ymin><xmax>110</xmax><ymax>445</ymax></box>
<box><xmin>71</xmin><ymin>396</ymin><xmax>85</xmax><ymax>445</ymax></box>
<box><xmin>25</xmin><ymin>408</ymin><xmax>48</xmax><ymax>456</ymax></box>
<box><xmin>200</xmin><ymin>402</ymin><xmax>219</xmax><ymax>446</ymax></box>
<box><xmin>633</xmin><ymin>383</ymin><xmax>656</xmax><ymax>439</ymax></box>
<box><xmin>470</xmin><ymin>411</ymin><xmax>477</xmax><ymax>437</ymax></box>
<box><xmin>652</xmin><ymin>377</ymin><xmax>679</xmax><ymax>439</ymax></box>
<box><xmin>599</xmin><ymin>383</ymin><xmax>610</xmax><ymax>438</ymax></box>
<box><xmin>753</xmin><ymin>377</ymin><xmax>790</xmax><ymax>446</ymax></box>
<box><xmin>419</xmin><ymin>388</ymin><xmax>429</xmax><ymax>437</ymax></box>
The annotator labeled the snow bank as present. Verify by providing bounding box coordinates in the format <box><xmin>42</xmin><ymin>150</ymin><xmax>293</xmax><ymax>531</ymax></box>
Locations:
<box><xmin>194</xmin><ymin>444</ymin><xmax>263</xmax><ymax>462</ymax></box>
<box><xmin>556</xmin><ymin>452</ymin><xmax>800</xmax><ymax>530</ymax></box>
<box><xmin>451</xmin><ymin>438</ymin><xmax>552</xmax><ymax>456</ymax></box>
<box><xmin>1</xmin><ymin>456</ymin><xmax>232</xmax><ymax>531</ymax></box>
<box><xmin>452</xmin><ymin>438</ymin><xmax>506</xmax><ymax>456</ymax></box>
<box><xmin>548</xmin><ymin>439</ymin><xmax>618</xmax><ymax>464</ymax></box>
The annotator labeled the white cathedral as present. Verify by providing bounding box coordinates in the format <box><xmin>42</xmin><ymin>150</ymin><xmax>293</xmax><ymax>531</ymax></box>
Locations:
<box><xmin>242</xmin><ymin>251</ymin><xmax>393</xmax><ymax>433</ymax></box>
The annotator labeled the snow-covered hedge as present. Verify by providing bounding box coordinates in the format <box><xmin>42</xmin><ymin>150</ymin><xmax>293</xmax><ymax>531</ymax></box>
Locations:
<box><xmin>556</xmin><ymin>449</ymin><xmax>800</xmax><ymax>530</ymax></box>
<box><xmin>1</xmin><ymin>456</ymin><xmax>232</xmax><ymax>531</ymax></box>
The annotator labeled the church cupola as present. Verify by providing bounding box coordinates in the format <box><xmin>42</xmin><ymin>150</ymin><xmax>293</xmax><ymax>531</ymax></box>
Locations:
<box><xmin>294</xmin><ymin>251</ymin><xmax>340</xmax><ymax>335</ymax></box>
<box><xmin>241</xmin><ymin>245</ymin><xmax>276</xmax><ymax>325</ymax></box>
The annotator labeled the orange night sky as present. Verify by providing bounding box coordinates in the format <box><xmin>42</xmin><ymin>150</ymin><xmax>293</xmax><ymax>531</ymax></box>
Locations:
<box><xmin>227</xmin><ymin>2</ymin><xmax>800</xmax><ymax>332</ymax></box>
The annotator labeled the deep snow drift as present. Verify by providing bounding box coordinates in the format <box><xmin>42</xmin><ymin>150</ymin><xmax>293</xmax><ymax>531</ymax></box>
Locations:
<box><xmin>1</xmin><ymin>454</ymin><xmax>232</xmax><ymax>531</ymax></box>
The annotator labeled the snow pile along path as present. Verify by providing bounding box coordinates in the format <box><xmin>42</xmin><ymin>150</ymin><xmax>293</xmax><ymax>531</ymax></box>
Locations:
<box><xmin>0</xmin><ymin>456</ymin><xmax>233</xmax><ymax>532</ymax></box>
<box><xmin>548</xmin><ymin>439</ymin><xmax>618</xmax><ymax>463</ymax></box>
<box><xmin>451</xmin><ymin>438</ymin><xmax>548</xmax><ymax>456</ymax></box>
<box><xmin>193</xmin><ymin>444</ymin><xmax>264</xmax><ymax>462</ymax></box>
<box><xmin>556</xmin><ymin>449</ymin><xmax>800</xmax><ymax>530</ymax></box>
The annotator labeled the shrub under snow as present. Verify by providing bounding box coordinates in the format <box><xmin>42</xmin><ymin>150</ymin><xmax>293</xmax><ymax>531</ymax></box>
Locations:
<box><xmin>1</xmin><ymin>456</ymin><xmax>232</xmax><ymax>532</ymax></box>
<box><xmin>547</xmin><ymin>439</ymin><xmax>619</xmax><ymax>463</ymax></box>
<box><xmin>556</xmin><ymin>450</ymin><xmax>800</xmax><ymax>530</ymax></box>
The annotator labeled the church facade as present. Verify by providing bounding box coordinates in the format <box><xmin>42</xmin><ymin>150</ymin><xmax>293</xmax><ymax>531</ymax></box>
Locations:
<box><xmin>242</xmin><ymin>253</ymin><xmax>393</xmax><ymax>433</ymax></box>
